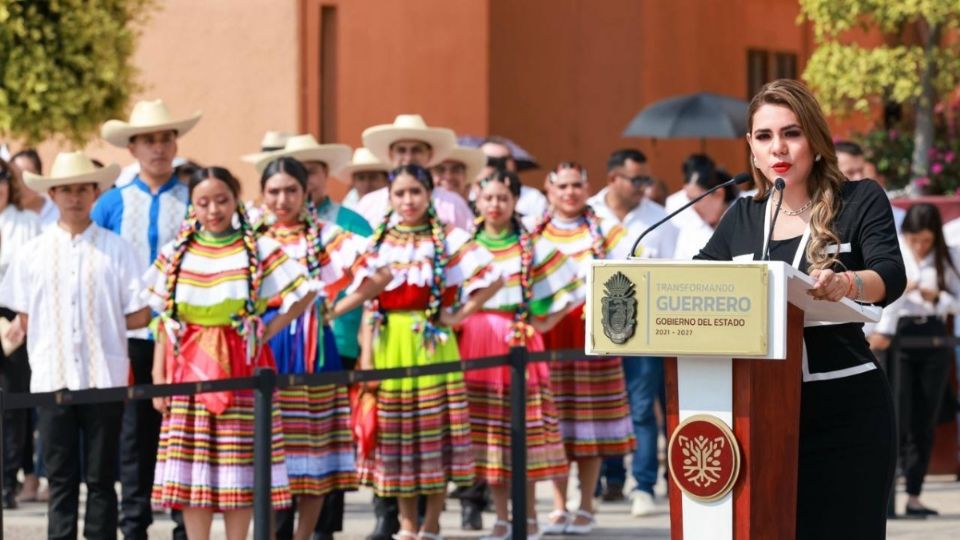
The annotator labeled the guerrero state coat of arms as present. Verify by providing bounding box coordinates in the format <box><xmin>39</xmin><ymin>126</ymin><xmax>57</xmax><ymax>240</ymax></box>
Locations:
<box><xmin>600</xmin><ymin>271</ymin><xmax>637</xmax><ymax>344</ymax></box>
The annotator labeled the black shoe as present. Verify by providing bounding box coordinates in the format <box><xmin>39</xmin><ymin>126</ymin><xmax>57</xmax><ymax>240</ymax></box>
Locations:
<box><xmin>367</xmin><ymin>496</ymin><xmax>400</xmax><ymax>540</ymax></box>
<box><xmin>602</xmin><ymin>482</ymin><xmax>626</xmax><ymax>502</ymax></box>
<box><xmin>905</xmin><ymin>505</ymin><xmax>939</xmax><ymax>517</ymax></box>
<box><xmin>312</xmin><ymin>534</ymin><xmax>334</xmax><ymax>540</ymax></box>
<box><xmin>461</xmin><ymin>500</ymin><xmax>483</xmax><ymax>531</ymax></box>
<box><xmin>3</xmin><ymin>489</ymin><xmax>18</xmax><ymax>510</ymax></box>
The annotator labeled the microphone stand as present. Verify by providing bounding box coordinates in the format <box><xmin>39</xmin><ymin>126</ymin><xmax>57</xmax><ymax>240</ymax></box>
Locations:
<box><xmin>762</xmin><ymin>178</ymin><xmax>786</xmax><ymax>261</ymax></box>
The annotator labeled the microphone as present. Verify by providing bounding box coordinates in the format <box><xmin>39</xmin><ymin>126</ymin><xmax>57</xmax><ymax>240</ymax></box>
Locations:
<box><xmin>762</xmin><ymin>178</ymin><xmax>786</xmax><ymax>261</ymax></box>
<box><xmin>629</xmin><ymin>172</ymin><xmax>751</xmax><ymax>258</ymax></box>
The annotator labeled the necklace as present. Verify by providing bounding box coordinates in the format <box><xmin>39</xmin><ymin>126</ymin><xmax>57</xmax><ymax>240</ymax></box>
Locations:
<box><xmin>780</xmin><ymin>199</ymin><xmax>813</xmax><ymax>216</ymax></box>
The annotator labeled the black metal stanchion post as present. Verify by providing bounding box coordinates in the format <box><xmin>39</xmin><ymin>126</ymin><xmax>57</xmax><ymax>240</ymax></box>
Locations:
<box><xmin>253</xmin><ymin>368</ymin><xmax>276</xmax><ymax>540</ymax></box>
<box><xmin>509</xmin><ymin>346</ymin><xmax>529</xmax><ymax>539</ymax></box>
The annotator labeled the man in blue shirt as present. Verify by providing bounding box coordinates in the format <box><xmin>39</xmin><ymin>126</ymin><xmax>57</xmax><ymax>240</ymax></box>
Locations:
<box><xmin>97</xmin><ymin>99</ymin><xmax>202</xmax><ymax>540</ymax></box>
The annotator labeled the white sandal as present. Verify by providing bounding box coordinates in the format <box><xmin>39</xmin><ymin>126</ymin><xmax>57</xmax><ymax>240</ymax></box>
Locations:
<box><xmin>564</xmin><ymin>509</ymin><xmax>595</xmax><ymax>535</ymax></box>
<box><xmin>393</xmin><ymin>532</ymin><xmax>418</xmax><ymax>540</ymax></box>
<box><xmin>418</xmin><ymin>532</ymin><xmax>444</xmax><ymax>540</ymax></box>
<box><xmin>480</xmin><ymin>519</ymin><xmax>512</xmax><ymax>540</ymax></box>
<box><xmin>542</xmin><ymin>510</ymin><xmax>570</xmax><ymax>535</ymax></box>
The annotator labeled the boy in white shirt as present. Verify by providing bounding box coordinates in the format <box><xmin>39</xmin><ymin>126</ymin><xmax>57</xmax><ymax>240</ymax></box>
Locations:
<box><xmin>0</xmin><ymin>152</ymin><xmax>150</xmax><ymax>540</ymax></box>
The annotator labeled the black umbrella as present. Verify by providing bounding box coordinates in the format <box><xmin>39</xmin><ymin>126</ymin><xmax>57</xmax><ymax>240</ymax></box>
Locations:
<box><xmin>623</xmin><ymin>92</ymin><xmax>749</xmax><ymax>144</ymax></box>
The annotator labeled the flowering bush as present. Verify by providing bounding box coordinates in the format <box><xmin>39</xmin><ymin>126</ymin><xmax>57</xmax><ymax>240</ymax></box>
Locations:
<box><xmin>857</xmin><ymin>96</ymin><xmax>960</xmax><ymax>196</ymax></box>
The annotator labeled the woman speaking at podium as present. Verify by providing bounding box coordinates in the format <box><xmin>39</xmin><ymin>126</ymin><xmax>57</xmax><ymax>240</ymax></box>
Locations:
<box><xmin>695</xmin><ymin>79</ymin><xmax>906</xmax><ymax>539</ymax></box>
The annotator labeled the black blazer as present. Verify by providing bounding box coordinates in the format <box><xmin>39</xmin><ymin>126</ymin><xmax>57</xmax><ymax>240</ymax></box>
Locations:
<box><xmin>695</xmin><ymin>179</ymin><xmax>906</xmax><ymax>380</ymax></box>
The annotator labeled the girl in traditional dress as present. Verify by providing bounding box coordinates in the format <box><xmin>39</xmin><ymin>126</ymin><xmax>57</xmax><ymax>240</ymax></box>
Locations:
<box><xmin>353</xmin><ymin>164</ymin><xmax>502</xmax><ymax>540</ymax></box>
<box><xmin>146</xmin><ymin>167</ymin><xmax>316</xmax><ymax>540</ymax></box>
<box><xmin>533</xmin><ymin>162</ymin><xmax>636</xmax><ymax>535</ymax></box>
<box><xmin>460</xmin><ymin>171</ymin><xmax>582</xmax><ymax>540</ymax></box>
<box><xmin>258</xmin><ymin>157</ymin><xmax>391</xmax><ymax>540</ymax></box>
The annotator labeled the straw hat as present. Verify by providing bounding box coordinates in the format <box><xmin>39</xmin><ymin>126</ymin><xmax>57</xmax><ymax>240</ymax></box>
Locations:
<box><xmin>23</xmin><ymin>151</ymin><xmax>120</xmax><ymax>192</ymax></box>
<box><xmin>361</xmin><ymin>114</ymin><xmax>456</xmax><ymax>167</ymax></box>
<box><xmin>248</xmin><ymin>134</ymin><xmax>353</xmax><ymax>176</ymax></box>
<box><xmin>258</xmin><ymin>131</ymin><xmax>293</xmax><ymax>151</ymax></box>
<box><xmin>101</xmin><ymin>99</ymin><xmax>202</xmax><ymax>147</ymax></box>
<box><xmin>439</xmin><ymin>146</ymin><xmax>487</xmax><ymax>183</ymax></box>
<box><xmin>335</xmin><ymin>147</ymin><xmax>391</xmax><ymax>179</ymax></box>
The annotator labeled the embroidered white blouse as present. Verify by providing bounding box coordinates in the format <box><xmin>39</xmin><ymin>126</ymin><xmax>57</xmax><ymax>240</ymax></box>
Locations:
<box><xmin>0</xmin><ymin>223</ymin><xmax>147</xmax><ymax>392</ymax></box>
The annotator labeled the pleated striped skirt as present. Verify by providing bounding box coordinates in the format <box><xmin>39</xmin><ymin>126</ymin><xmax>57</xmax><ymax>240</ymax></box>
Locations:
<box><xmin>459</xmin><ymin>311</ymin><xmax>568</xmax><ymax>484</ymax></box>
<box><xmin>542</xmin><ymin>305</ymin><xmax>636</xmax><ymax>458</ymax></box>
<box><xmin>356</xmin><ymin>311</ymin><xmax>475</xmax><ymax>497</ymax></box>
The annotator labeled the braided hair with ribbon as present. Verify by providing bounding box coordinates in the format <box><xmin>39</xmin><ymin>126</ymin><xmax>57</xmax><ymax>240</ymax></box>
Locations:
<box><xmin>475</xmin><ymin>170</ymin><xmax>535</xmax><ymax>345</ymax></box>
<box><xmin>260</xmin><ymin>157</ymin><xmax>327</xmax><ymax>279</ymax></box>
<box><xmin>368</xmin><ymin>164</ymin><xmax>449</xmax><ymax>350</ymax></box>
<box><xmin>160</xmin><ymin>204</ymin><xmax>199</xmax><ymax>356</ymax></box>
<box><xmin>166</xmin><ymin>167</ymin><xmax>263</xmax><ymax>361</ymax></box>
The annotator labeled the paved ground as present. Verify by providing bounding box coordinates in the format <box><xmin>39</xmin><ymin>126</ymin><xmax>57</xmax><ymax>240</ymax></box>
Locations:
<box><xmin>2</xmin><ymin>475</ymin><xmax>957</xmax><ymax>539</ymax></box>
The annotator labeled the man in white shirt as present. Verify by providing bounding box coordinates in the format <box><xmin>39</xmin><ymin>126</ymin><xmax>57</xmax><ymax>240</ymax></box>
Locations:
<box><xmin>585</xmin><ymin>148</ymin><xmax>676</xmax><ymax>517</ymax></box>
<box><xmin>0</xmin><ymin>152</ymin><xmax>150</xmax><ymax>540</ymax></box>
<box><xmin>587</xmin><ymin>149</ymin><xmax>678</xmax><ymax>259</ymax></box>
<box><xmin>664</xmin><ymin>154</ymin><xmax>717</xmax><ymax>230</ymax></box>
<box><xmin>355</xmin><ymin>114</ymin><xmax>475</xmax><ymax>232</ymax></box>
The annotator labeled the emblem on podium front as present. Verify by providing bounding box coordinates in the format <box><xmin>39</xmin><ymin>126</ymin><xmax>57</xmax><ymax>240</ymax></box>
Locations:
<box><xmin>600</xmin><ymin>271</ymin><xmax>637</xmax><ymax>344</ymax></box>
<box><xmin>668</xmin><ymin>414</ymin><xmax>741</xmax><ymax>502</ymax></box>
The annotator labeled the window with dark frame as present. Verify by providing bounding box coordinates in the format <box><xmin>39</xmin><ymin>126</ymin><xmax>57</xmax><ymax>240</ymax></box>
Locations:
<box><xmin>747</xmin><ymin>49</ymin><xmax>798</xmax><ymax>98</ymax></box>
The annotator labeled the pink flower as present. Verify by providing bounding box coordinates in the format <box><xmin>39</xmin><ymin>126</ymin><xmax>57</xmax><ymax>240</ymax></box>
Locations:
<box><xmin>888</xmin><ymin>129</ymin><xmax>899</xmax><ymax>140</ymax></box>
<box><xmin>946</xmin><ymin>151</ymin><xmax>955</xmax><ymax>163</ymax></box>
<box><xmin>914</xmin><ymin>177</ymin><xmax>931</xmax><ymax>187</ymax></box>
<box><xmin>932</xmin><ymin>162</ymin><xmax>945</xmax><ymax>174</ymax></box>
<box><xmin>929</xmin><ymin>147</ymin><xmax>939</xmax><ymax>158</ymax></box>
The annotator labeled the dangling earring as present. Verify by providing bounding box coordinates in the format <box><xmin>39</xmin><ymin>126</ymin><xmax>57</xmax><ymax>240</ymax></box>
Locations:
<box><xmin>815</xmin><ymin>154</ymin><xmax>822</xmax><ymax>162</ymax></box>
<box><xmin>752</xmin><ymin>156</ymin><xmax>759</xmax><ymax>168</ymax></box>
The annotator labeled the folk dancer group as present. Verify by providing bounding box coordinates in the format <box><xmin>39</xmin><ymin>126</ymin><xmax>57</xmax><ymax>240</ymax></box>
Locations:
<box><xmin>0</xmin><ymin>102</ymin><xmax>640</xmax><ymax>540</ymax></box>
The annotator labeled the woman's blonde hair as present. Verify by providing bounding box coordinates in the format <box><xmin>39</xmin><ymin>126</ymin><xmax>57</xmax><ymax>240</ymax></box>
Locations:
<box><xmin>747</xmin><ymin>79</ymin><xmax>843</xmax><ymax>270</ymax></box>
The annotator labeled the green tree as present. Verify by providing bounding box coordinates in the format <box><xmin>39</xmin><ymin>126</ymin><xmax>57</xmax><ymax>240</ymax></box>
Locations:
<box><xmin>0</xmin><ymin>0</ymin><xmax>155</xmax><ymax>146</ymax></box>
<box><xmin>799</xmin><ymin>0</ymin><xmax>960</xmax><ymax>182</ymax></box>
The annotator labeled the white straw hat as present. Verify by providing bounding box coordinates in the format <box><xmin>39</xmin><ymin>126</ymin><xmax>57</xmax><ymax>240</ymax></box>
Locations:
<box><xmin>439</xmin><ymin>146</ymin><xmax>487</xmax><ymax>183</ymax></box>
<box><xmin>247</xmin><ymin>134</ymin><xmax>353</xmax><ymax>177</ymax></box>
<box><xmin>101</xmin><ymin>99</ymin><xmax>202</xmax><ymax>147</ymax></box>
<box><xmin>22</xmin><ymin>151</ymin><xmax>120</xmax><ymax>192</ymax></box>
<box><xmin>335</xmin><ymin>147</ymin><xmax>391</xmax><ymax>179</ymax></box>
<box><xmin>361</xmin><ymin>114</ymin><xmax>456</xmax><ymax>167</ymax></box>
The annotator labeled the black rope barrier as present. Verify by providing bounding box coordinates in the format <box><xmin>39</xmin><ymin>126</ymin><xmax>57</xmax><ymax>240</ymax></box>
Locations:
<box><xmin>7</xmin><ymin>332</ymin><xmax>950</xmax><ymax>537</ymax></box>
<box><xmin>0</xmin><ymin>346</ymin><xmax>590</xmax><ymax>540</ymax></box>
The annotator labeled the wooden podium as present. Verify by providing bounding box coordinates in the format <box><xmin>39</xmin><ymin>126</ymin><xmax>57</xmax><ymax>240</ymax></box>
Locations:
<box><xmin>585</xmin><ymin>260</ymin><xmax>880</xmax><ymax>540</ymax></box>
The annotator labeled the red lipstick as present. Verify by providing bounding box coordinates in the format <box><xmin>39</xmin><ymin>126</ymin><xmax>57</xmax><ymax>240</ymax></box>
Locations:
<box><xmin>772</xmin><ymin>162</ymin><xmax>792</xmax><ymax>174</ymax></box>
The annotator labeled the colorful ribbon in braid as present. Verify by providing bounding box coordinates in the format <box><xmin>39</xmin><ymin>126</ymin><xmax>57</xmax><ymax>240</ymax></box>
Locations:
<box><xmin>301</xmin><ymin>200</ymin><xmax>330</xmax><ymax>370</ymax></box>
<box><xmin>581</xmin><ymin>204</ymin><xmax>607</xmax><ymax>259</ymax></box>
<box><xmin>302</xmin><ymin>201</ymin><xmax>326</xmax><ymax>279</ymax></box>
<box><xmin>413</xmin><ymin>203</ymin><xmax>450</xmax><ymax>352</ymax></box>
<box><xmin>232</xmin><ymin>203</ymin><xmax>265</xmax><ymax>362</ymax></box>
<box><xmin>510</xmin><ymin>215</ymin><xmax>536</xmax><ymax>345</ymax></box>
<box><xmin>160</xmin><ymin>205</ymin><xmax>200</xmax><ymax>358</ymax></box>
<box><xmin>363</xmin><ymin>207</ymin><xmax>394</xmax><ymax>341</ymax></box>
